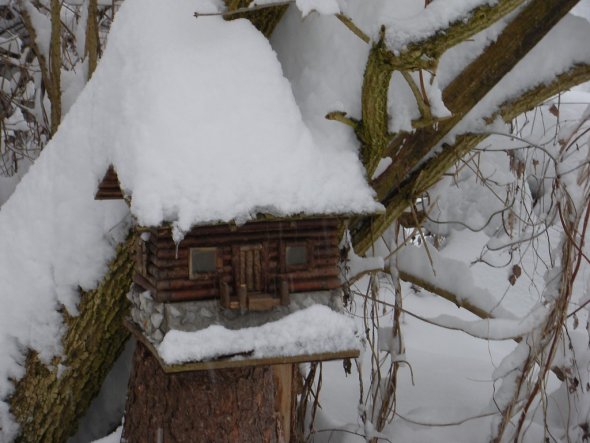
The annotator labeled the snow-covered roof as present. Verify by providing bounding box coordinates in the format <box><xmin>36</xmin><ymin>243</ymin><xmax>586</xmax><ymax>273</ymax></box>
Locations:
<box><xmin>95</xmin><ymin>0</ymin><xmax>379</xmax><ymax>233</ymax></box>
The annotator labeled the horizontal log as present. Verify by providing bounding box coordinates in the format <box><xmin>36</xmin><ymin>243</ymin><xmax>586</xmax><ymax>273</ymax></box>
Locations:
<box><xmin>287</xmin><ymin>278</ymin><xmax>341</xmax><ymax>292</ymax></box>
<box><xmin>153</xmin><ymin>226</ymin><xmax>338</xmax><ymax>245</ymax></box>
<box><xmin>149</xmin><ymin>264</ymin><xmax>235</xmax><ymax>278</ymax></box>
<box><xmin>175</xmin><ymin>218</ymin><xmax>340</xmax><ymax>236</ymax></box>
<box><xmin>94</xmin><ymin>190</ymin><xmax>124</xmax><ymax>200</ymax></box>
<box><xmin>154</xmin><ymin>233</ymin><xmax>338</xmax><ymax>249</ymax></box>
<box><xmin>155</xmin><ymin>287</ymin><xmax>221</xmax><ymax>303</ymax></box>
<box><xmin>279</xmin><ymin>268</ymin><xmax>339</xmax><ymax>280</ymax></box>
<box><xmin>151</xmin><ymin>246</ymin><xmax>248</xmax><ymax>260</ymax></box>
<box><xmin>310</xmin><ymin>257</ymin><xmax>339</xmax><ymax>267</ymax></box>
<box><xmin>157</xmin><ymin>278</ymin><xmax>220</xmax><ymax>291</ymax></box>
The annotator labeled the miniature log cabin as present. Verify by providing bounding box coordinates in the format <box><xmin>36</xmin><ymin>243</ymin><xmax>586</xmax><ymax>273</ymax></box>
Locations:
<box><xmin>97</xmin><ymin>166</ymin><xmax>353</xmax><ymax>355</ymax></box>
<box><xmin>132</xmin><ymin>217</ymin><xmax>341</xmax><ymax>309</ymax></box>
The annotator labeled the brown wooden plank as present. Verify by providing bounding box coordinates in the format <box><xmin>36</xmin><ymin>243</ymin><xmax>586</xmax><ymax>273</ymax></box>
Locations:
<box><xmin>220</xmin><ymin>281</ymin><xmax>231</xmax><ymax>308</ymax></box>
<box><xmin>155</xmin><ymin>288</ymin><xmax>218</xmax><ymax>302</ymax></box>
<box><xmin>254</xmin><ymin>249</ymin><xmax>261</xmax><ymax>290</ymax></box>
<box><xmin>279</xmin><ymin>279</ymin><xmax>289</xmax><ymax>306</ymax></box>
<box><xmin>248</xmin><ymin>294</ymin><xmax>280</xmax><ymax>311</ymax></box>
<box><xmin>156</xmin><ymin>278</ymin><xmax>216</xmax><ymax>291</ymax></box>
<box><xmin>280</xmin><ymin>268</ymin><xmax>340</xmax><ymax>280</ymax></box>
<box><xmin>238</xmin><ymin>285</ymin><xmax>247</xmax><ymax>311</ymax></box>
<box><xmin>246</xmin><ymin>249</ymin><xmax>254</xmax><ymax>291</ymax></box>
<box><xmin>288</xmin><ymin>278</ymin><xmax>341</xmax><ymax>292</ymax></box>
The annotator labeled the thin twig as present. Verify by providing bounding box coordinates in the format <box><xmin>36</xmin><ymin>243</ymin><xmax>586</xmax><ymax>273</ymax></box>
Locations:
<box><xmin>335</xmin><ymin>13</ymin><xmax>370</xmax><ymax>43</ymax></box>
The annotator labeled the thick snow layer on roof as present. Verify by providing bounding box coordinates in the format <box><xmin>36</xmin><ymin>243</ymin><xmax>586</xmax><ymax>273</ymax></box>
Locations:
<box><xmin>158</xmin><ymin>305</ymin><xmax>361</xmax><ymax>364</ymax></box>
<box><xmin>100</xmin><ymin>0</ymin><xmax>378</xmax><ymax>232</ymax></box>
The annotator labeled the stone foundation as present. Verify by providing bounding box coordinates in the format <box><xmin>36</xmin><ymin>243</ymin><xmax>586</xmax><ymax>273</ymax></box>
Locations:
<box><xmin>128</xmin><ymin>285</ymin><xmax>343</xmax><ymax>344</ymax></box>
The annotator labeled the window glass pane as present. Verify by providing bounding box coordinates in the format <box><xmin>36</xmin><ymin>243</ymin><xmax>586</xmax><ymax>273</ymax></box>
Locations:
<box><xmin>286</xmin><ymin>245</ymin><xmax>308</xmax><ymax>266</ymax></box>
<box><xmin>190</xmin><ymin>248</ymin><xmax>217</xmax><ymax>276</ymax></box>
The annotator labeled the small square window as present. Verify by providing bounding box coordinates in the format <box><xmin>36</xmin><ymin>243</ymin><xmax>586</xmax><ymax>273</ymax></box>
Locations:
<box><xmin>190</xmin><ymin>248</ymin><xmax>218</xmax><ymax>278</ymax></box>
<box><xmin>286</xmin><ymin>245</ymin><xmax>308</xmax><ymax>267</ymax></box>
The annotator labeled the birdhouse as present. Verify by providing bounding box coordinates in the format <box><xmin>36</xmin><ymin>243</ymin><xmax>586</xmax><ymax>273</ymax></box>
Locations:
<box><xmin>96</xmin><ymin>165</ymin><xmax>369</xmax><ymax>370</ymax></box>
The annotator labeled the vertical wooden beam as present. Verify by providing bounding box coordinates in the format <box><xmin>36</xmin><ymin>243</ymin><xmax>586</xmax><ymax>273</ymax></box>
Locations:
<box><xmin>280</xmin><ymin>278</ymin><xmax>289</xmax><ymax>306</ymax></box>
<box><xmin>272</xmin><ymin>364</ymin><xmax>293</xmax><ymax>443</ymax></box>
<box><xmin>239</xmin><ymin>284</ymin><xmax>247</xmax><ymax>312</ymax></box>
<box><xmin>220</xmin><ymin>281</ymin><xmax>230</xmax><ymax>308</ymax></box>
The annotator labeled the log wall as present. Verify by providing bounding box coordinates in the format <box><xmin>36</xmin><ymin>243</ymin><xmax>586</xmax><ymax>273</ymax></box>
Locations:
<box><xmin>133</xmin><ymin>218</ymin><xmax>341</xmax><ymax>303</ymax></box>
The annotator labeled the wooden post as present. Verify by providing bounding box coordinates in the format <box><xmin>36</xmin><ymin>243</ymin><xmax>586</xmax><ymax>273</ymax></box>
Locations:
<box><xmin>272</xmin><ymin>364</ymin><xmax>294</xmax><ymax>442</ymax></box>
<box><xmin>220</xmin><ymin>281</ymin><xmax>230</xmax><ymax>308</ymax></box>
<box><xmin>280</xmin><ymin>278</ymin><xmax>289</xmax><ymax>306</ymax></box>
<box><xmin>239</xmin><ymin>284</ymin><xmax>247</xmax><ymax>313</ymax></box>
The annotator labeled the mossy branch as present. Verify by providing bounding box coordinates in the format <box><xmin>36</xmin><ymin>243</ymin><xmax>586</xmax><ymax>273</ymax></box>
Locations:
<box><xmin>325</xmin><ymin>111</ymin><xmax>358</xmax><ymax>129</ymax></box>
<box><xmin>85</xmin><ymin>0</ymin><xmax>99</xmax><ymax>79</ymax></box>
<box><xmin>358</xmin><ymin>33</ymin><xmax>395</xmax><ymax>174</ymax></box>
<box><xmin>382</xmin><ymin>0</ymin><xmax>525</xmax><ymax>71</ymax></box>
<box><xmin>351</xmin><ymin>63</ymin><xmax>590</xmax><ymax>255</ymax></box>
<box><xmin>222</xmin><ymin>0</ymin><xmax>288</xmax><ymax>38</ymax></box>
<box><xmin>369</xmin><ymin>0</ymin><xmax>582</xmax><ymax>203</ymax></box>
<box><xmin>48</xmin><ymin>0</ymin><xmax>61</xmax><ymax>135</ymax></box>
<box><xmin>20</xmin><ymin>6</ymin><xmax>51</xmax><ymax>130</ymax></box>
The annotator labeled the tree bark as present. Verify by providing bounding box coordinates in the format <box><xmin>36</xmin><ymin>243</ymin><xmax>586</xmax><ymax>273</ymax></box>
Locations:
<box><xmin>122</xmin><ymin>342</ymin><xmax>283</xmax><ymax>443</ymax></box>
<box><xmin>48</xmin><ymin>0</ymin><xmax>61</xmax><ymax>135</ymax></box>
<box><xmin>223</xmin><ymin>0</ymin><xmax>288</xmax><ymax>38</ymax></box>
<box><xmin>85</xmin><ymin>0</ymin><xmax>99</xmax><ymax>79</ymax></box>
<box><xmin>9</xmin><ymin>234</ymin><xmax>135</xmax><ymax>443</ymax></box>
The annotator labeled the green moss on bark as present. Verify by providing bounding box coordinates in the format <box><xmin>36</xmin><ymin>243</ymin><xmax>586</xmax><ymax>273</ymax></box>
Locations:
<box><xmin>10</xmin><ymin>234</ymin><xmax>135</xmax><ymax>443</ymax></box>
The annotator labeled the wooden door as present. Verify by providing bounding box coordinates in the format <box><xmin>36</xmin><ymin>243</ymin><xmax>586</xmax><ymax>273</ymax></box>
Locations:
<box><xmin>238</xmin><ymin>244</ymin><xmax>265</xmax><ymax>293</ymax></box>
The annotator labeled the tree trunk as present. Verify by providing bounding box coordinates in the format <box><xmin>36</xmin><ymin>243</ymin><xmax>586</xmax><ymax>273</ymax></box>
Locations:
<box><xmin>122</xmin><ymin>342</ymin><xmax>284</xmax><ymax>443</ymax></box>
<box><xmin>9</xmin><ymin>234</ymin><xmax>135</xmax><ymax>443</ymax></box>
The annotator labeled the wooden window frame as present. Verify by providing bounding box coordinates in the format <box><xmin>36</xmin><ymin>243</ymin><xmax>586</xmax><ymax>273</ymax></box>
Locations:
<box><xmin>189</xmin><ymin>247</ymin><xmax>220</xmax><ymax>280</ymax></box>
<box><xmin>281</xmin><ymin>240</ymin><xmax>313</xmax><ymax>272</ymax></box>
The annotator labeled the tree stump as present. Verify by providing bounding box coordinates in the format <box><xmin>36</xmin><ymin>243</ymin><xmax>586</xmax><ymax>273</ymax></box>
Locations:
<box><xmin>122</xmin><ymin>342</ymin><xmax>284</xmax><ymax>443</ymax></box>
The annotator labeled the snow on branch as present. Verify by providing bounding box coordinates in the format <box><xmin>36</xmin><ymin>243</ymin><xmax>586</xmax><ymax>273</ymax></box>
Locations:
<box><xmin>379</xmin><ymin>0</ymin><xmax>525</xmax><ymax>70</ymax></box>
<box><xmin>426</xmin><ymin>305</ymin><xmax>547</xmax><ymax>341</ymax></box>
<box><xmin>397</xmin><ymin>245</ymin><xmax>515</xmax><ymax>319</ymax></box>
<box><xmin>352</xmin><ymin>60</ymin><xmax>590</xmax><ymax>255</ymax></box>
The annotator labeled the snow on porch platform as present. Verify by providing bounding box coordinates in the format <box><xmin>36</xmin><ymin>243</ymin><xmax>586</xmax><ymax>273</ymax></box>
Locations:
<box><xmin>126</xmin><ymin>305</ymin><xmax>361</xmax><ymax>372</ymax></box>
